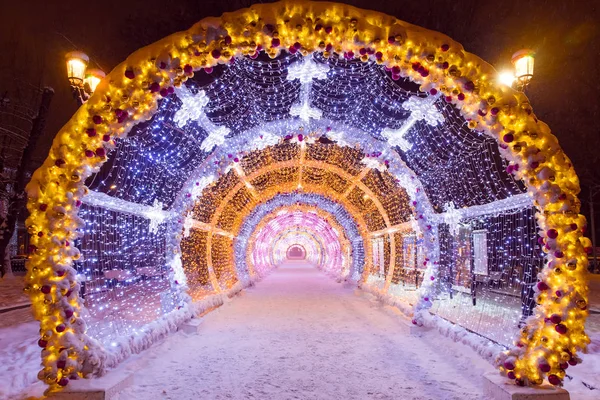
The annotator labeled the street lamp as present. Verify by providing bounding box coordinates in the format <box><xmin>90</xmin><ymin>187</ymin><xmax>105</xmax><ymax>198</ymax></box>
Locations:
<box><xmin>84</xmin><ymin>69</ymin><xmax>105</xmax><ymax>93</ymax></box>
<box><xmin>65</xmin><ymin>51</ymin><xmax>88</xmax><ymax>86</ymax></box>
<box><xmin>65</xmin><ymin>51</ymin><xmax>104</xmax><ymax>105</ymax></box>
<box><xmin>511</xmin><ymin>49</ymin><xmax>535</xmax><ymax>92</ymax></box>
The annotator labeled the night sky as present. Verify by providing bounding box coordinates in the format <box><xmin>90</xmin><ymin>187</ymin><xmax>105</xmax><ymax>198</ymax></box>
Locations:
<box><xmin>1</xmin><ymin>0</ymin><xmax>599</xmax><ymax>215</ymax></box>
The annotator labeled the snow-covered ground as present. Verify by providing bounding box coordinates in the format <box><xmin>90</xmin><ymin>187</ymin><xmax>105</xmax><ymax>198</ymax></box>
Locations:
<box><xmin>1</xmin><ymin>265</ymin><xmax>599</xmax><ymax>399</ymax></box>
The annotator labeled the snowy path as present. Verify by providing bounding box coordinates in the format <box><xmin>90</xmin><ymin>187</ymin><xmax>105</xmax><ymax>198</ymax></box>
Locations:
<box><xmin>116</xmin><ymin>262</ymin><xmax>495</xmax><ymax>400</ymax></box>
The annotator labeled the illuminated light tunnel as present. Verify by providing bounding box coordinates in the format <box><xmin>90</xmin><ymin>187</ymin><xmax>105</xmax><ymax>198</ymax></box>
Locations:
<box><xmin>23</xmin><ymin>0</ymin><xmax>590</xmax><ymax>390</ymax></box>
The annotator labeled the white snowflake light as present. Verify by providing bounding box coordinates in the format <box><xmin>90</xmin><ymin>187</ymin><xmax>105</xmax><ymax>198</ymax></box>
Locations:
<box><xmin>361</xmin><ymin>157</ymin><xmax>387</xmax><ymax>172</ymax></box>
<box><xmin>144</xmin><ymin>199</ymin><xmax>167</xmax><ymax>234</ymax></box>
<box><xmin>381</xmin><ymin>95</ymin><xmax>443</xmax><ymax>151</ymax></box>
<box><xmin>443</xmin><ymin>201</ymin><xmax>463</xmax><ymax>236</ymax></box>
<box><xmin>174</xmin><ymin>87</ymin><xmax>231</xmax><ymax>152</ymax></box>
<box><xmin>250</xmin><ymin>131</ymin><xmax>282</xmax><ymax>150</ymax></box>
<box><xmin>183</xmin><ymin>211</ymin><xmax>194</xmax><ymax>238</ymax></box>
<box><xmin>286</xmin><ymin>57</ymin><xmax>329</xmax><ymax>122</ymax></box>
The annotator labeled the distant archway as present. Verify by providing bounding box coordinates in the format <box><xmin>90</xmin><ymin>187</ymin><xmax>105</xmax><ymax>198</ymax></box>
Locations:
<box><xmin>287</xmin><ymin>245</ymin><xmax>306</xmax><ymax>260</ymax></box>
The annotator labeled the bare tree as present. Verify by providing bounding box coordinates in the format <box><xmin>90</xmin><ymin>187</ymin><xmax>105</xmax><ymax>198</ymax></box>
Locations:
<box><xmin>0</xmin><ymin>77</ymin><xmax>53</xmax><ymax>277</ymax></box>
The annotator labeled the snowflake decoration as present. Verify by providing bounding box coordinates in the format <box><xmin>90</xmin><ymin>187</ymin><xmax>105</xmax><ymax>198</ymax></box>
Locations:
<box><xmin>286</xmin><ymin>57</ymin><xmax>329</xmax><ymax>122</ymax></box>
<box><xmin>443</xmin><ymin>201</ymin><xmax>463</xmax><ymax>236</ymax></box>
<box><xmin>183</xmin><ymin>211</ymin><xmax>194</xmax><ymax>238</ymax></box>
<box><xmin>144</xmin><ymin>199</ymin><xmax>167</xmax><ymax>234</ymax></box>
<box><xmin>250</xmin><ymin>131</ymin><xmax>281</xmax><ymax>150</ymax></box>
<box><xmin>361</xmin><ymin>157</ymin><xmax>387</xmax><ymax>171</ymax></box>
<box><xmin>173</xmin><ymin>88</ymin><xmax>209</xmax><ymax>128</ymax></box>
<box><xmin>174</xmin><ymin>86</ymin><xmax>230</xmax><ymax>152</ymax></box>
<box><xmin>287</xmin><ymin>57</ymin><xmax>329</xmax><ymax>83</ymax></box>
<box><xmin>289</xmin><ymin>102</ymin><xmax>323</xmax><ymax>122</ymax></box>
<box><xmin>381</xmin><ymin>95</ymin><xmax>443</xmax><ymax>152</ymax></box>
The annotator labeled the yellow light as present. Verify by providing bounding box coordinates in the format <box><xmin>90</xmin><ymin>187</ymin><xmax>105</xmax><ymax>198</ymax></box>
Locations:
<box><xmin>83</xmin><ymin>68</ymin><xmax>105</xmax><ymax>94</ymax></box>
<box><xmin>498</xmin><ymin>71</ymin><xmax>515</xmax><ymax>87</ymax></box>
<box><xmin>512</xmin><ymin>49</ymin><xmax>535</xmax><ymax>86</ymax></box>
<box><xmin>65</xmin><ymin>51</ymin><xmax>89</xmax><ymax>86</ymax></box>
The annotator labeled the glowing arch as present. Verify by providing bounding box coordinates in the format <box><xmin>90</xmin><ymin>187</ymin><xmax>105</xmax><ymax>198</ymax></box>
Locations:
<box><xmin>234</xmin><ymin>192</ymin><xmax>366</xmax><ymax>282</ymax></box>
<box><xmin>247</xmin><ymin>205</ymin><xmax>351</xmax><ymax>275</ymax></box>
<box><xmin>25</xmin><ymin>0</ymin><xmax>589</xmax><ymax>388</ymax></box>
<box><xmin>287</xmin><ymin>245</ymin><xmax>306</xmax><ymax>259</ymax></box>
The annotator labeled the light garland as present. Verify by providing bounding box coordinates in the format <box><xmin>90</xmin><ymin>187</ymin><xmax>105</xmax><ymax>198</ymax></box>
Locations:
<box><xmin>23</xmin><ymin>0</ymin><xmax>589</xmax><ymax>390</ymax></box>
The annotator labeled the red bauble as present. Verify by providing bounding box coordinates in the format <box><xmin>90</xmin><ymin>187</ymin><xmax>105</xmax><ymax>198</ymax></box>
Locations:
<box><xmin>548</xmin><ymin>375</ymin><xmax>561</xmax><ymax>386</ymax></box>
<box><xmin>57</xmin><ymin>360</ymin><xmax>66</xmax><ymax>369</ymax></box>
<box><xmin>560</xmin><ymin>362</ymin><xmax>568</xmax><ymax>370</ymax></box>
<box><xmin>55</xmin><ymin>159</ymin><xmax>65</xmax><ymax>167</ymax></box>
<box><xmin>41</xmin><ymin>285</ymin><xmax>51</xmax><ymax>294</ymax></box>
<box><xmin>271</xmin><ymin>38</ymin><xmax>280</xmax><ymax>48</ymax></box>
<box><xmin>86</xmin><ymin>128</ymin><xmax>97</xmax><ymax>137</ymax></box>
<box><xmin>507</xmin><ymin>371</ymin><xmax>516</xmax><ymax>379</ymax></box>
<box><xmin>85</xmin><ymin>150</ymin><xmax>94</xmax><ymax>158</ymax></box>
<box><xmin>149</xmin><ymin>82</ymin><xmax>160</xmax><ymax>93</ymax></box>
<box><xmin>92</xmin><ymin>115</ymin><xmax>103</xmax><ymax>124</ymax></box>
<box><xmin>537</xmin><ymin>281</ymin><xmax>549</xmax><ymax>291</ymax></box>
<box><xmin>56</xmin><ymin>324</ymin><xmax>66</xmax><ymax>333</ymax></box>
<box><xmin>211</xmin><ymin>49</ymin><xmax>221</xmax><ymax>59</ymax></box>
<box><xmin>555</xmin><ymin>324</ymin><xmax>567</xmax><ymax>334</ymax></box>
<box><xmin>568</xmin><ymin>358</ymin><xmax>578</xmax><ymax>366</ymax></box>
<box><xmin>503</xmin><ymin>133</ymin><xmax>514</xmax><ymax>143</ymax></box>
<box><xmin>539</xmin><ymin>363</ymin><xmax>551</xmax><ymax>373</ymax></box>
<box><xmin>550</xmin><ymin>314</ymin><xmax>562</xmax><ymax>324</ymax></box>
<box><xmin>503</xmin><ymin>361</ymin><xmax>515</xmax><ymax>370</ymax></box>
<box><xmin>58</xmin><ymin>377</ymin><xmax>69</xmax><ymax>387</ymax></box>
<box><xmin>38</xmin><ymin>339</ymin><xmax>48</xmax><ymax>348</ymax></box>
<box><xmin>457</xmin><ymin>93</ymin><xmax>465</xmax><ymax>101</ymax></box>
<box><xmin>124</xmin><ymin>69</ymin><xmax>135</xmax><ymax>79</ymax></box>
<box><xmin>64</xmin><ymin>309</ymin><xmax>74</xmax><ymax>318</ymax></box>
<box><xmin>547</xmin><ymin>229</ymin><xmax>559</xmax><ymax>239</ymax></box>
<box><xmin>183</xmin><ymin>64</ymin><xmax>193</xmax><ymax>75</ymax></box>
<box><xmin>441</xmin><ymin>44</ymin><xmax>450</xmax><ymax>51</ymax></box>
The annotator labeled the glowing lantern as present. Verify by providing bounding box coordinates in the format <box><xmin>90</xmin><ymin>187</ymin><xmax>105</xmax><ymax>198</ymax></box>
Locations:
<box><xmin>511</xmin><ymin>49</ymin><xmax>535</xmax><ymax>91</ymax></box>
<box><xmin>84</xmin><ymin>68</ymin><xmax>105</xmax><ymax>93</ymax></box>
<box><xmin>65</xmin><ymin>51</ymin><xmax>89</xmax><ymax>87</ymax></box>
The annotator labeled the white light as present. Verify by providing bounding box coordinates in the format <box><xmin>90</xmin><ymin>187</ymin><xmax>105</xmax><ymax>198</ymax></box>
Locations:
<box><xmin>144</xmin><ymin>199</ymin><xmax>167</xmax><ymax>234</ymax></box>
<box><xmin>361</xmin><ymin>157</ymin><xmax>386</xmax><ymax>171</ymax></box>
<box><xmin>498</xmin><ymin>71</ymin><xmax>515</xmax><ymax>87</ymax></box>
<box><xmin>174</xmin><ymin>87</ymin><xmax>231</xmax><ymax>152</ymax></box>
<box><xmin>289</xmin><ymin>101</ymin><xmax>323</xmax><ymax>122</ymax></box>
<box><xmin>381</xmin><ymin>95</ymin><xmax>443</xmax><ymax>152</ymax></box>
<box><xmin>286</xmin><ymin>57</ymin><xmax>329</xmax><ymax>122</ymax></box>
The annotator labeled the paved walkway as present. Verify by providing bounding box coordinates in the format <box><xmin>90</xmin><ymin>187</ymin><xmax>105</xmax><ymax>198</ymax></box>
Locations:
<box><xmin>116</xmin><ymin>262</ymin><xmax>495</xmax><ymax>400</ymax></box>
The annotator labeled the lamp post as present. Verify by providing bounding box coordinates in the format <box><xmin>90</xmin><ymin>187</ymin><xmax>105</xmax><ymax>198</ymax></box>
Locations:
<box><xmin>511</xmin><ymin>49</ymin><xmax>535</xmax><ymax>92</ymax></box>
<box><xmin>65</xmin><ymin>51</ymin><xmax>104</xmax><ymax>105</ymax></box>
<box><xmin>497</xmin><ymin>49</ymin><xmax>535</xmax><ymax>93</ymax></box>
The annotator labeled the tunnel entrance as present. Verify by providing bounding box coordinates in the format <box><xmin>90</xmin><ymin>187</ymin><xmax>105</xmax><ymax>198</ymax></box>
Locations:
<box><xmin>287</xmin><ymin>245</ymin><xmax>307</xmax><ymax>260</ymax></box>
<box><xmin>24</xmin><ymin>0</ymin><xmax>589</xmax><ymax>390</ymax></box>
